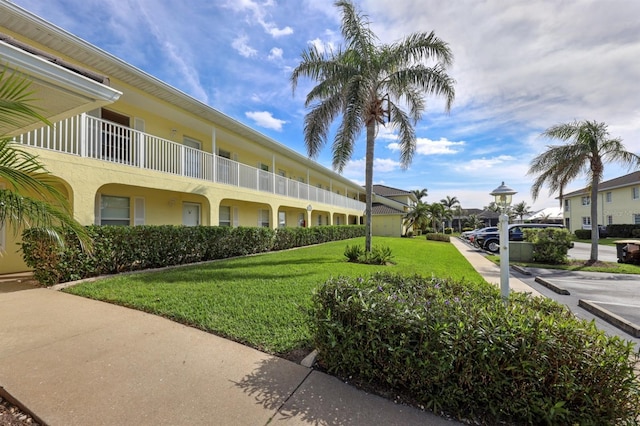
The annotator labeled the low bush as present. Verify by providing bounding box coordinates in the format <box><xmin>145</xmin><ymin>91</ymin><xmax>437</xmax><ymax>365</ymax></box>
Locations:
<box><xmin>444</xmin><ymin>227</ymin><xmax>453</xmax><ymax>234</ymax></box>
<box><xmin>343</xmin><ymin>244</ymin><xmax>393</xmax><ymax>265</ymax></box>
<box><xmin>310</xmin><ymin>273</ymin><xmax>640</xmax><ymax>424</ymax></box>
<box><xmin>524</xmin><ymin>228</ymin><xmax>572</xmax><ymax>264</ymax></box>
<box><xmin>344</xmin><ymin>244</ymin><xmax>364</xmax><ymax>262</ymax></box>
<box><xmin>425</xmin><ymin>233</ymin><xmax>450</xmax><ymax>242</ymax></box>
<box><xmin>608</xmin><ymin>224</ymin><xmax>640</xmax><ymax>238</ymax></box>
<box><xmin>22</xmin><ymin>224</ymin><xmax>365</xmax><ymax>285</ymax></box>
<box><xmin>574</xmin><ymin>229</ymin><xmax>591</xmax><ymax>240</ymax></box>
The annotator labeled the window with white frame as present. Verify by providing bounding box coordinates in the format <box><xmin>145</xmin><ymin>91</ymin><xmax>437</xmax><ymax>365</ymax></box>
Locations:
<box><xmin>582</xmin><ymin>216</ymin><xmax>591</xmax><ymax>226</ymax></box>
<box><xmin>633</xmin><ymin>187</ymin><xmax>640</xmax><ymax>200</ymax></box>
<box><xmin>100</xmin><ymin>195</ymin><xmax>130</xmax><ymax>226</ymax></box>
<box><xmin>606</xmin><ymin>191</ymin><xmax>612</xmax><ymax>203</ymax></box>
<box><xmin>318</xmin><ymin>214</ymin><xmax>322</xmax><ymax>226</ymax></box>
<box><xmin>298</xmin><ymin>213</ymin><xmax>305</xmax><ymax>227</ymax></box>
<box><xmin>607</xmin><ymin>215</ymin><xmax>613</xmax><ymax>225</ymax></box>
<box><xmin>564</xmin><ymin>199</ymin><xmax>570</xmax><ymax>212</ymax></box>
<box><xmin>581</xmin><ymin>196</ymin><xmax>590</xmax><ymax>206</ymax></box>
<box><xmin>258</xmin><ymin>209</ymin><xmax>270</xmax><ymax>227</ymax></box>
<box><xmin>219</xmin><ymin>206</ymin><xmax>231</xmax><ymax>227</ymax></box>
<box><xmin>634</xmin><ymin>214</ymin><xmax>640</xmax><ymax>225</ymax></box>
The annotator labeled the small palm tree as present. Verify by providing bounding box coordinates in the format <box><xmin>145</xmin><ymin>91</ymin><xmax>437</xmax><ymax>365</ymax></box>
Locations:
<box><xmin>465</xmin><ymin>214</ymin><xmax>484</xmax><ymax>230</ymax></box>
<box><xmin>291</xmin><ymin>0</ymin><xmax>455</xmax><ymax>252</ymax></box>
<box><xmin>452</xmin><ymin>204</ymin><xmax>464</xmax><ymax>232</ymax></box>
<box><xmin>484</xmin><ymin>201</ymin><xmax>501</xmax><ymax>213</ymax></box>
<box><xmin>411</xmin><ymin>188</ymin><xmax>428</xmax><ymax>202</ymax></box>
<box><xmin>529</xmin><ymin>120</ymin><xmax>640</xmax><ymax>262</ymax></box>
<box><xmin>512</xmin><ymin>201</ymin><xmax>532</xmax><ymax>223</ymax></box>
<box><xmin>440</xmin><ymin>195</ymin><xmax>459</xmax><ymax>228</ymax></box>
<box><xmin>403</xmin><ymin>201</ymin><xmax>429</xmax><ymax>233</ymax></box>
<box><xmin>0</xmin><ymin>67</ymin><xmax>91</xmax><ymax>250</ymax></box>
<box><xmin>426</xmin><ymin>202</ymin><xmax>447</xmax><ymax>232</ymax></box>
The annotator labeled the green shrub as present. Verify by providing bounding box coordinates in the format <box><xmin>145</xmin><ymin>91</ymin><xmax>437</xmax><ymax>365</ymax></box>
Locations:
<box><xmin>310</xmin><ymin>273</ymin><xmax>640</xmax><ymax>424</ymax></box>
<box><xmin>444</xmin><ymin>227</ymin><xmax>453</xmax><ymax>234</ymax></box>
<box><xmin>524</xmin><ymin>228</ymin><xmax>572</xmax><ymax>264</ymax></box>
<box><xmin>344</xmin><ymin>244</ymin><xmax>364</xmax><ymax>262</ymax></box>
<box><xmin>574</xmin><ymin>229</ymin><xmax>591</xmax><ymax>239</ymax></box>
<box><xmin>425</xmin><ymin>233</ymin><xmax>450</xmax><ymax>242</ymax></box>
<box><xmin>363</xmin><ymin>245</ymin><xmax>393</xmax><ymax>265</ymax></box>
<box><xmin>608</xmin><ymin>224</ymin><xmax>640</xmax><ymax>238</ymax></box>
<box><xmin>22</xmin><ymin>224</ymin><xmax>366</xmax><ymax>285</ymax></box>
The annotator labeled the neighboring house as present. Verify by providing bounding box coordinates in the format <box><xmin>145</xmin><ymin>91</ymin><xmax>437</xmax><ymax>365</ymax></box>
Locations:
<box><xmin>0</xmin><ymin>2</ymin><xmax>365</xmax><ymax>274</ymax></box>
<box><xmin>528</xmin><ymin>207</ymin><xmax>563</xmax><ymax>224</ymax></box>
<box><xmin>370</xmin><ymin>185</ymin><xmax>418</xmax><ymax>237</ymax></box>
<box><xmin>562</xmin><ymin>171</ymin><xmax>640</xmax><ymax>233</ymax></box>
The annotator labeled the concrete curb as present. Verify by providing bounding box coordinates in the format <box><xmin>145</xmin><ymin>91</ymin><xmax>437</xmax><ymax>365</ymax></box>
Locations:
<box><xmin>511</xmin><ymin>265</ymin><xmax>531</xmax><ymax>275</ymax></box>
<box><xmin>578</xmin><ymin>299</ymin><xmax>640</xmax><ymax>338</ymax></box>
<box><xmin>534</xmin><ymin>276</ymin><xmax>570</xmax><ymax>295</ymax></box>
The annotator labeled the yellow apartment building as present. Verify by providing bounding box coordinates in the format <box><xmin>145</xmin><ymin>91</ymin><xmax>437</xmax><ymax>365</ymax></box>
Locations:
<box><xmin>0</xmin><ymin>1</ymin><xmax>366</xmax><ymax>274</ymax></box>
<box><xmin>562</xmin><ymin>171</ymin><xmax>640</xmax><ymax>233</ymax></box>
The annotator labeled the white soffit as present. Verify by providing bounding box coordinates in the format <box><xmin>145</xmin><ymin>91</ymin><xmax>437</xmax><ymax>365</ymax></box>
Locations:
<box><xmin>0</xmin><ymin>41</ymin><xmax>121</xmax><ymax>136</ymax></box>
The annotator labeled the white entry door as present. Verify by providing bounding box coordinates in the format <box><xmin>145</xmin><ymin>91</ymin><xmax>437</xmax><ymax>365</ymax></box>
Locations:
<box><xmin>182</xmin><ymin>203</ymin><xmax>200</xmax><ymax>226</ymax></box>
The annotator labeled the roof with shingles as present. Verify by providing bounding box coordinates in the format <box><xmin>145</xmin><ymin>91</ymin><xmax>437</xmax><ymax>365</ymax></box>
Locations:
<box><xmin>371</xmin><ymin>184</ymin><xmax>413</xmax><ymax>198</ymax></box>
<box><xmin>564</xmin><ymin>171</ymin><xmax>640</xmax><ymax>197</ymax></box>
<box><xmin>371</xmin><ymin>203</ymin><xmax>405</xmax><ymax>215</ymax></box>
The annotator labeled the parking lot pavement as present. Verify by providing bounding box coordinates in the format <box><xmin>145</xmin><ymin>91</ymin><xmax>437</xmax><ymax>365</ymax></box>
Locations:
<box><xmin>514</xmin><ymin>267</ymin><xmax>640</xmax><ymax>347</ymax></box>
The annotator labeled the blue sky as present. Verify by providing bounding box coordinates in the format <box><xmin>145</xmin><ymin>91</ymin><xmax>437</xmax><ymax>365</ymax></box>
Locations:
<box><xmin>12</xmin><ymin>0</ymin><xmax>640</xmax><ymax>211</ymax></box>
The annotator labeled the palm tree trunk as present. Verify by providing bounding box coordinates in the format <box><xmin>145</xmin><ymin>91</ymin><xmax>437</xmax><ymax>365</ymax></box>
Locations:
<box><xmin>364</xmin><ymin>122</ymin><xmax>375</xmax><ymax>252</ymax></box>
<box><xmin>590</xmin><ymin>178</ymin><xmax>599</xmax><ymax>262</ymax></box>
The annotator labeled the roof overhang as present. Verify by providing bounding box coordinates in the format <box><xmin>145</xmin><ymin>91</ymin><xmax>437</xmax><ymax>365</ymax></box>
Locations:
<box><xmin>0</xmin><ymin>40</ymin><xmax>122</xmax><ymax>136</ymax></box>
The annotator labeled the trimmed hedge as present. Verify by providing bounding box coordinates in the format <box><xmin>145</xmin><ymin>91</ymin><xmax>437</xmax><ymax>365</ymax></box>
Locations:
<box><xmin>425</xmin><ymin>233</ymin><xmax>451</xmax><ymax>242</ymax></box>
<box><xmin>22</xmin><ymin>224</ymin><xmax>365</xmax><ymax>286</ymax></box>
<box><xmin>524</xmin><ymin>228</ymin><xmax>572</xmax><ymax>264</ymax></box>
<box><xmin>608</xmin><ymin>224</ymin><xmax>640</xmax><ymax>238</ymax></box>
<box><xmin>310</xmin><ymin>273</ymin><xmax>640</xmax><ymax>424</ymax></box>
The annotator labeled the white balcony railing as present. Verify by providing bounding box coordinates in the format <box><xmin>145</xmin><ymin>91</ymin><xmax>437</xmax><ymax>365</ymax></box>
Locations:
<box><xmin>13</xmin><ymin>114</ymin><xmax>366</xmax><ymax>212</ymax></box>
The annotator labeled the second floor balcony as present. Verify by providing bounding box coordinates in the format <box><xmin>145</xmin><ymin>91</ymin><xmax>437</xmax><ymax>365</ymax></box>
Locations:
<box><xmin>13</xmin><ymin>113</ymin><xmax>366</xmax><ymax>212</ymax></box>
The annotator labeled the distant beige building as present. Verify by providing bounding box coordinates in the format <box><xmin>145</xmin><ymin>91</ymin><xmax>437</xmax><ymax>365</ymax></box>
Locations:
<box><xmin>370</xmin><ymin>185</ymin><xmax>418</xmax><ymax>237</ymax></box>
<box><xmin>562</xmin><ymin>171</ymin><xmax>640</xmax><ymax>232</ymax></box>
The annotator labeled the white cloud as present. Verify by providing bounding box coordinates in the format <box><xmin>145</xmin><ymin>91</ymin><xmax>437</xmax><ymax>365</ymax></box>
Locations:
<box><xmin>231</xmin><ymin>35</ymin><xmax>257</xmax><ymax>58</ymax></box>
<box><xmin>268</xmin><ymin>47</ymin><xmax>283</xmax><ymax>61</ymax></box>
<box><xmin>223</xmin><ymin>0</ymin><xmax>293</xmax><ymax>38</ymax></box>
<box><xmin>456</xmin><ymin>155</ymin><xmax>515</xmax><ymax>172</ymax></box>
<box><xmin>245</xmin><ymin>111</ymin><xmax>287</xmax><ymax>131</ymax></box>
<box><xmin>267</xmin><ymin>25</ymin><xmax>293</xmax><ymax>38</ymax></box>
<box><xmin>342</xmin><ymin>157</ymin><xmax>403</xmax><ymax>182</ymax></box>
<box><xmin>387</xmin><ymin>137</ymin><xmax>465</xmax><ymax>156</ymax></box>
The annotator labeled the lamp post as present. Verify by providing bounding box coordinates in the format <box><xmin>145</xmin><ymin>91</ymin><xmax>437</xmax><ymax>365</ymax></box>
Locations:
<box><xmin>490</xmin><ymin>182</ymin><xmax>517</xmax><ymax>302</ymax></box>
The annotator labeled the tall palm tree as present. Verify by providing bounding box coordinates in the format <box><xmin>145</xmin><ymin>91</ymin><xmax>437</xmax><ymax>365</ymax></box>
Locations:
<box><xmin>0</xmin><ymin>67</ymin><xmax>90</xmax><ymax>250</ymax></box>
<box><xmin>291</xmin><ymin>0</ymin><xmax>455</xmax><ymax>252</ymax></box>
<box><xmin>412</xmin><ymin>188</ymin><xmax>428</xmax><ymax>202</ymax></box>
<box><xmin>440</xmin><ymin>195</ymin><xmax>459</xmax><ymax>228</ymax></box>
<box><xmin>511</xmin><ymin>201</ymin><xmax>532</xmax><ymax>223</ymax></box>
<box><xmin>529</xmin><ymin>120</ymin><xmax>640</xmax><ymax>262</ymax></box>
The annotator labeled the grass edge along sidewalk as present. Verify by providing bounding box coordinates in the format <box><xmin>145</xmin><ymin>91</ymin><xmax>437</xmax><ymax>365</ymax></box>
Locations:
<box><xmin>63</xmin><ymin>237</ymin><xmax>483</xmax><ymax>356</ymax></box>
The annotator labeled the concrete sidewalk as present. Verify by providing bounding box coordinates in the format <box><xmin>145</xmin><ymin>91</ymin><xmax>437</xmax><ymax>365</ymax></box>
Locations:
<box><xmin>0</xmin><ymin>280</ymin><xmax>458</xmax><ymax>426</ymax></box>
<box><xmin>0</xmin><ymin>239</ymin><xmax>538</xmax><ymax>426</ymax></box>
<box><xmin>449</xmin><ymin>237</ymin><xmax>542</xmax><ymax>297</ymax></box>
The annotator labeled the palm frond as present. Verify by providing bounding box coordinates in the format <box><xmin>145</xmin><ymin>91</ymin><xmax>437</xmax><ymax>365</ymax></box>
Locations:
<box><xmin>0</xmin><ymin>67</ymin><xmax>50</xmax><ymax>130</ymax></box>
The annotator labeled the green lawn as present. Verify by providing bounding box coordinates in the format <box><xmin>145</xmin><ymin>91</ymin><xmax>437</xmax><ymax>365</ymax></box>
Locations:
<box><xmin>64</xmin><ymin>237</ymin><xmax>484</xmax><ymax>355</ymax></box>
